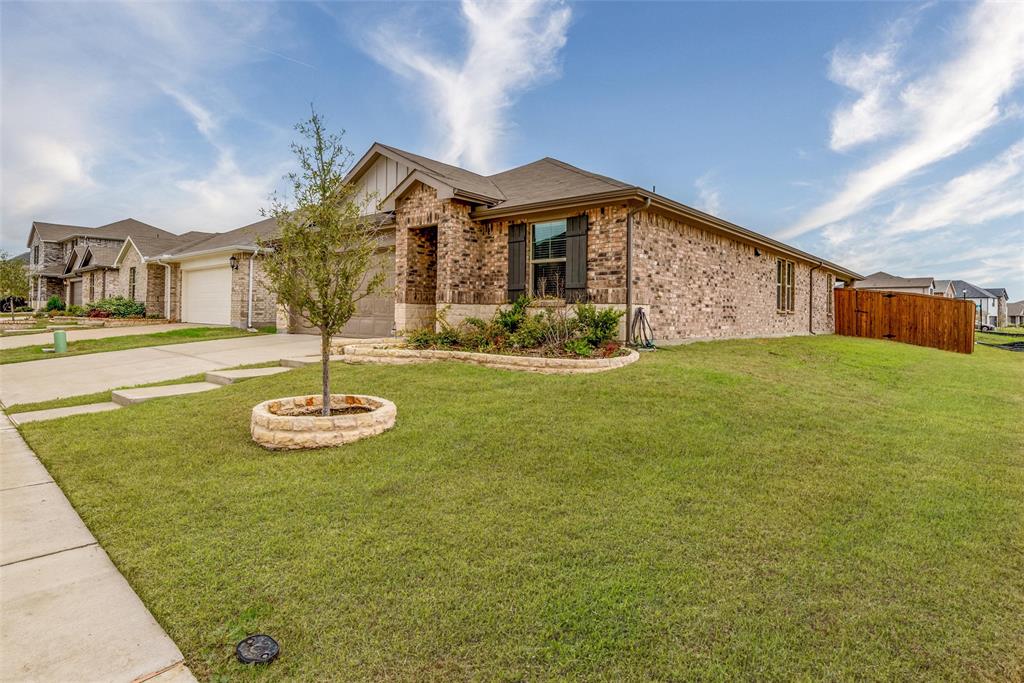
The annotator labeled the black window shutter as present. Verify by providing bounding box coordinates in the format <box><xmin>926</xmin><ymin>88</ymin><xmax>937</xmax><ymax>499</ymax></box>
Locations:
<box><xmin>565</xmin><ymin>214</ymin><xmax>588</xmax><ymax>302</ymax></box>
<box><xmin>507</xmin><ymin>223</ymin><xmax>527</xmax><ymax>302</ymax></box>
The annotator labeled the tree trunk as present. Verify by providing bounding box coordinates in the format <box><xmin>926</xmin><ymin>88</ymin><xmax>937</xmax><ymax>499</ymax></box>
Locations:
<box><xmin>9</xmin><ymin>297</ymin><xmax>13</xmax><ymax>322</ymax></box>
<box><xmin>320</xmin><ymin>328</ymin><xmax>331</xmax><ymax>417</ymax></box>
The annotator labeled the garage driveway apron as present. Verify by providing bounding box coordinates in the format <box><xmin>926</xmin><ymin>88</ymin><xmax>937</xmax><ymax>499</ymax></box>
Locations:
<box><xmin>0</xmin><ymin>334</ymin><xmax>323</xmax><ymax>406</ymax></box>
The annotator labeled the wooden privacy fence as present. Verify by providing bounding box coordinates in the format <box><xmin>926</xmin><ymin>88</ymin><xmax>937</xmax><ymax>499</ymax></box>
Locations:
<box><xmin>834</xmin><ymin>288</ymin><xmax>975</xmax><ymax>354</ymax></box>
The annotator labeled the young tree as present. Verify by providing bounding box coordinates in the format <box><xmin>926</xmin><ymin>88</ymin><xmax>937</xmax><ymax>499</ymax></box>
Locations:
<box><xmin>0</xmin><ymin>251</ymin><xmax>29</xmax><ymax>321</ymax></box>
<box><xmin>259</xmin><ymin>108</ymin><xmax>387</xmax><ymax>416</ymax></box>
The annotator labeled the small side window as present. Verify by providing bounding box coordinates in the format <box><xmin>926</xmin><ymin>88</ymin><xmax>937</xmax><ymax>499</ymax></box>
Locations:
<box><xmin>776</xmin><ymin>258</ymin><xmax>795</xmax><ymax>313</ymax></box>
<box><xmin>826</xmin><ymin>273</ymin><xmax>834</xmax><ymax>315</ymax></box>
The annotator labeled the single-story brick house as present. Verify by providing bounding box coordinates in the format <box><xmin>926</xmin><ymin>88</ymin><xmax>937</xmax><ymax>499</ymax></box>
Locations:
<box><xmin>323</xmin><ymin>143</ymin><xmax>860</xmax><ymax>342</ymax></box>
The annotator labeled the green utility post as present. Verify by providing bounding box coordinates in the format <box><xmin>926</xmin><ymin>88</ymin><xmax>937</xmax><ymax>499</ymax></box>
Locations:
<box><xmin>53</xmin><ymin>330</ymin><xmax>68</xmax><ymax>353</ymax></box>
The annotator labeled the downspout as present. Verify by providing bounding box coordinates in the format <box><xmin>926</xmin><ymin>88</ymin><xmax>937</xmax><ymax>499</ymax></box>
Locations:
<box><xmin>808</xmin><ymin>261</ymin><xmax>822</xmax><ymax>335</ymax></box>
<box><xmin>625</xmin><ymin>196</ymin><xmax>652</xmax><ymax>344</ymax></box>
<box><xmin>247</xmin><ymin>247</ymin><xmax>260</xmax><ymax>330</ymax></box>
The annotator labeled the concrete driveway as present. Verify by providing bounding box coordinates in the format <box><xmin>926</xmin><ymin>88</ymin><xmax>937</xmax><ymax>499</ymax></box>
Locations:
<box><xmin>0</xmin><ymin>333</ymin><xmax>322</xmax><ymax>406</ymax></box>
<box><xmin>0</xmin><ymin>322</ymin><xmax>203</xmax><ymax>350</ymax></box>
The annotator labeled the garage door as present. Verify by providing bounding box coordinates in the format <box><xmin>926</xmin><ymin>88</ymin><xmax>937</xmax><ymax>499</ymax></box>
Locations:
<box><xmin>182</xmin><ymin>267</ymin><xmax>231</xmax><ymax>325</ymax></box>
<box><xmin>292</xmin><ymin>251</ymin><xmax>395</xmax><ymax>338</ymax></box>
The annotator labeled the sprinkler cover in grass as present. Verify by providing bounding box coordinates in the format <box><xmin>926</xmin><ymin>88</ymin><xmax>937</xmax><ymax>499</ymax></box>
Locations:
<box><xmin>236</xmin><ymin>634</ymin><xmax>279</xmax><ymax>665</ymax></box>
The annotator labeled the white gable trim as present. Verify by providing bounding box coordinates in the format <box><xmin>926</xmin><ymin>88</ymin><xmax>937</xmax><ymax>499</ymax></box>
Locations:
<box><xmin>112</xmin><ymin>236</ymin><xmax>143</xmax><ymax>267</ymax></box>
<box><xmin>379</xmin><ymin>170</ymin><xmax>455</xmax><ymax>211</ymax></box>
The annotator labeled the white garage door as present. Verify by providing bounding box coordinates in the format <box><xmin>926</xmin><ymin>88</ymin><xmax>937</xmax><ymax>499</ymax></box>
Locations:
<box><xmin>182</xmin><ymin>267</ymin><xmax>232</xmax><ymax>325</ymax></box>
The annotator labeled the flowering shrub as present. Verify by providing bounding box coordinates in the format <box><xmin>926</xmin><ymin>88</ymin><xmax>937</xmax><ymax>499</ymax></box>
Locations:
<box><xmin>87</xmin><ymin>296</ymin><xmax>145</xmax><ymax>318</ymax></box>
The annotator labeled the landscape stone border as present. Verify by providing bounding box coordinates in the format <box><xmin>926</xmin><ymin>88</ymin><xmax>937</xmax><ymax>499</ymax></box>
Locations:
<box><xmin>251</xmin><ymin>394</ymin><xmax>396</xmax><ymax>450</ymax></box>
<box><xmin>335</xmin><ymin>343</ymin><xmax>640</xmax><ymax>375</ymax></box>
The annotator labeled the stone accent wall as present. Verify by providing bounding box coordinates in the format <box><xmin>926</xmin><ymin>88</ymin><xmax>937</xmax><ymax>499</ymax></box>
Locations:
<box><xmin>632</xmin><ymin>210</ymin><xmax>836</xmax><ymax>342</ymax></box>
<box><xmin>231</xmin><ymin>253</ymin><xmax>276</xmax><ymax>329</ymax></box>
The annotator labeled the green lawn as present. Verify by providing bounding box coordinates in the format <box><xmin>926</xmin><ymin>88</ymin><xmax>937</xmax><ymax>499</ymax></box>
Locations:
<box><xmin>0</xmin><ymin>326</ymin><xmax>260</xmax><ymax>364</ymax></box>
<box><xmin>19</xmin><ymin>336</ymin><xmax>1024</xmax><ymax>681</ymax></box>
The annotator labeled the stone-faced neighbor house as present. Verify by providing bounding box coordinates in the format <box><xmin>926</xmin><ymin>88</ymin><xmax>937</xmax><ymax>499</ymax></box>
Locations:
<box><xmin>25</xmin><ymin>219</ymin><xmax>190</xmax><ymax>309</ymax></box>
<box><xmin>950</xmin><ymin>281</ymin><xmax>1010</xmax><ymax>327</ymax></box>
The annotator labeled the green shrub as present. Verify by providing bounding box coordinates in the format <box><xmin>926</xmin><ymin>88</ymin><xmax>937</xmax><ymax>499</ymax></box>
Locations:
<box><xmin>495</xmin><ymin>296</ymin><xmax>531</xmax><ymax>334</ymax></box>
<box><xmin>88</xmin><ymin>296</ymin><xmax>145</xmax><ymax>318</ymax></box>
<box><xmin>15</xmin><ymin>305</ymin><xmax>32</xmax><ymax>313</ymax></box>
<box><xmin>45</xmin><ymin>295</ymin><xmax>64</xmax><ymax>312</ymax></box>
<box><xmin>405</xmin><ymin>327</ymin><xmax>438</xmax><ymax>349</ymax></box>
<box><xmin>574</xmin><ymin>303</ymin><xmax>624</xmax><ymax>347</ymax></box>
<box><xmin>564</xmin><ymin>338</ymin><xmax>593</xmax><ymax>357</ymax></box>
<box><xmin>65</xmin><ymin>304</ymin><xmax>87</xmax><ymax>316</ymax></box>
<box><xmin>401</xmin><ymin>298</ymin><xmax>624</xmax><ymax>359</ymax></box>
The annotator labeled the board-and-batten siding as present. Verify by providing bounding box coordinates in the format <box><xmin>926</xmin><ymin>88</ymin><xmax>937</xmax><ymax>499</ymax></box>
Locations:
<box><xmin>354</xmin><ymin>155</ymin><xmax>413</xmax><ymax>211</ymax></box>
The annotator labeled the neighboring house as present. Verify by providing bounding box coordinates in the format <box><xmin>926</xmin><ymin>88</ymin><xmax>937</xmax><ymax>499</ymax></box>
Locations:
<box><xmin>1007</xmin><ymin>300</ymin><xmax>1024</xmax><ymax>326</ymax></box>
<box><xmin>986</xmin><ymin>288</ymin><xmax>1009</xmax><ymax>327</ymax></box>
<box><xmin>26</xmin><ymin>219</ymin><xmax>180</xmax><ymax>309</ymax></box>
<box><xmin>853</xmin><ymin>271</ymin><xmax>936</xmax><ymax>295</ymax></box>
<box><xmin>932</xmin><ymin>279</ymin><xmax>955</xmax><ymax>298</ymax></box>
<box><xmin>111</xmin><ymin>231</ymin><xmax>214</xmax><ymax>319</ymax></box>
<box><xmin>949</xmin><ymin>280</ymin><xmax>1009</xmax><ymax>327</ymax></box>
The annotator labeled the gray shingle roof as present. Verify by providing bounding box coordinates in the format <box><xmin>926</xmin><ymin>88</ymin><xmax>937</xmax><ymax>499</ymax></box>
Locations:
<box><xmin>853</xmin><ymin>271</ymin><xmax>934</xmax><ymax>289</ymax></box>
<box><xmin>166</xmin><ymin>216</ymin><xmax>279</xmax><ymax>256</ymax></box>
<box><xmin>950</xmin><ymin>280</ymin><xmax>997</xmax><ymax>299</ymax></box>
<box><xmin>80</xmin><ymin>245</ymin><xmax>120</xmax><ymax>269</ymax></box>
<box><xmin>90</xmin><ymin>218</ymin><xmax>177</xmax><ymax>241</ymax></box>
<box><xmin>1007</xmin><ymin>300</ymin><xmax>1024</xmax><ymax>316</ymax></box>
<box><xmin>487</xmin><ymin>158</ymin><xmax>632</xmax><ymax>210</ymax></box>
<box><xmin>30</xmin><ymin>221</ymin><xmax>91</xmax><ymax>244</ymax></box>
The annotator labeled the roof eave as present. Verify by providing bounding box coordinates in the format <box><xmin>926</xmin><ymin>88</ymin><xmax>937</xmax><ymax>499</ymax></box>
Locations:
<box><xmin>471</xmin><ymin>188</ymin><xmax>861</xmax><ymax>280</ymax></box>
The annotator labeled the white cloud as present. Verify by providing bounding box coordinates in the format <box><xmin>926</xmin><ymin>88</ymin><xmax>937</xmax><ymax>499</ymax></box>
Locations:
<box><xmin>0</xmin><ymin>1</ymin><xmax>291</xmax><ymax>247</ymax></box>
<box><xmin>781</xmin><ymin>0</ymin><xmax>1024</xmax><ymax>239</ymax></box>
<box><xmin>886</xmin><ymin>139</ymin><xmax>1024</xmax><ymax>234</ymax></box>
<box><xmin>828</xmin><ymin>39</ymin><xmax>903</xmax><ymax>151</ymax></box>
<box><xmin>369</xmin><ymin>0</ymin><xmax>571</xmax><ymax>172</ymax></box>
<box><xmin>694</xmin><ymin>173</ymin><xmax>722</xmax><ymax>217</ymax></box>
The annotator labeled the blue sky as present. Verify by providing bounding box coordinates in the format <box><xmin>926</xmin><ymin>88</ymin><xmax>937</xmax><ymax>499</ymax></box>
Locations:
<box><xmin>2</xmin><ymin>1</ymin><xmax>1022</xmax><ymax>297</ymax></box>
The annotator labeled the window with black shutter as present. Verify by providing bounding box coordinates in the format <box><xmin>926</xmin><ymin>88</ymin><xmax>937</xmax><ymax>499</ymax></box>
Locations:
<box><xmin>564</xmin><ymin>214</ymin><xmax>588</xmax><ymax>302</ymax></box>
<box><xmin>507</xmin><ymin>223</ymin><xmax>527</xmax><ymax>302</ymax></box>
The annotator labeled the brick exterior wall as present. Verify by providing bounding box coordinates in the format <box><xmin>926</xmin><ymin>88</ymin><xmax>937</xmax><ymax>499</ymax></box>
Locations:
<box><xmin>391</xmin><ymin>189</ymin><xmax>839</xmax><ymax>342</ymax></box>
<box><xmin>632</xmin><ymin>210</ymin><xmax>837</xmax><ymax>341</ymax></box>
<box><xmin>146</xmin><ymin>263</ymin><xmax>166</xmax><ymax>316</ymax></box>
<box><xmin>115</xmin><ymin>248</ymin><xmax>148</xmax><ymax>308</ymax></box>
<box><xmin>231</xmin><ymin>252</ymin><xmax>276</xmax><ymax>329</ymax></box>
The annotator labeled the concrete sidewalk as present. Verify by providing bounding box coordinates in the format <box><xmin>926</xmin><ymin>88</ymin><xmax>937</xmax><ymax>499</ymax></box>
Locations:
<box><xmin>0</xmin><ymin>333</ymin><xmax>322</xmax><ymax>405</ymax></box>
<box><xmin>0</xmin><ymin>323</ymin><xmax>201</xmax><ymax>350</ymax></box>
<box><xmin>0</xmin><ymin>413</ymin><xmax>196</xmax><ymax>682</ymax></box>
